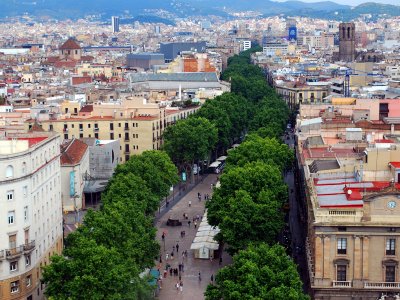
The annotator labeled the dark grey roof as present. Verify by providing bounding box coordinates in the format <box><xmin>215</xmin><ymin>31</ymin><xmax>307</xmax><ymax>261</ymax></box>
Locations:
<box><xmin>130</xmin><ymin>72</ymin><xmax>218</xmax><ymax>83</ymax></box>
<box><xmin>305</xmin><ymin>136</ymin><xmax>324</xmax><ymax>146</ymax></box>
<box><xmin>309</xmin><ymin>159</ymin><xmax>340</xmax><ymax>173</ymax></box>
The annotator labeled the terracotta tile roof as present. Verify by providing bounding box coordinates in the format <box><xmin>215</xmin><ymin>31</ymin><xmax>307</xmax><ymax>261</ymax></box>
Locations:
<box><xmin>79</xmin><ymin>105</ymin><xmax>93</xmax><ymax>113</ymax></box>
<box><xmin>60</xmin><ymin>139</ymin><xmax>88</xmax><ymax>166</ymax></box>
<box><xmin>59</xmin><ymin>38</ymin><xmax>81</xmax><ymax>50</ymax></box>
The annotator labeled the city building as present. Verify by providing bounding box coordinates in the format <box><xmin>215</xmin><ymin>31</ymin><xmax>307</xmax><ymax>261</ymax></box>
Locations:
<box><xmin>126</xmin><ymin>53</ymin><xmax>165</xmax><ymax>70</ymax></box>
<box><xmin>0</xmin><ymin>132</ymin><xmax>63</xmax><ymax>300</ymax></box>
<box><xmin>339</xmin><ymin>22</ymin><xmax>356</xmax><ymax>62</ymax></box>
<box><xmin>60</xmin><ymin>138</ymin><xmax>89</xmax><ymax>212</ymax></box>
<box><xmin>25</xmin><ymin>97</ymin><xmax>201</xmax><ymax>163</ymax></box>
<box><xmin>159</xmin><ymin>42</ymin><xmax>207</xmax><ymax>62</ymax></box>
<box><xmin>111</xmin><ymin>16</ymin><xmax>120</xmax><ymax>33</ymax></box>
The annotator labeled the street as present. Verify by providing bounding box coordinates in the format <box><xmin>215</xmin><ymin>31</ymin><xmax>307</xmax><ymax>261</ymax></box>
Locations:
<box><xmin>284</xmin><ymin>129</ymin><xmax>310</xmax><ymax>294</ymax></box>
<box><xmin>155</xmin><ymin>174</ymin><xmax>232</xmax><ymax>300</ymax></box>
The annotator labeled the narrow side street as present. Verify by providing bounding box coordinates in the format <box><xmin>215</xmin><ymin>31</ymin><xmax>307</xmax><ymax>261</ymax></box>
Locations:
<box><xmin>155</xmin><ymin>174</ymin><xmax>232</xmax><ymax>300</ymax></box>
<box><xmin>284</xmin><ymin>129</ymin><xmax>310</xmax><ymax>293</ymax></box>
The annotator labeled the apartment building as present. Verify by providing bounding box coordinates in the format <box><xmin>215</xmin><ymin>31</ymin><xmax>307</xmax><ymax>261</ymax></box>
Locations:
<box><xmin>275</xmin><ymin>83</ymin><xmax>329</xmax><ymax>109</ymax></box>
<box><xmin>296</xmin><ymin>100</ymin><xmax>400</xmax><ymax>299</ymax></box>
<box><xmin>0</xmin><ymin>132</ymin><xmax>63</xmax><ymax>300</ymax></box>
<box><xmin>26</xmin><ymin>98</ymin><xmax>200</xmax><ymax>162</ymax></box>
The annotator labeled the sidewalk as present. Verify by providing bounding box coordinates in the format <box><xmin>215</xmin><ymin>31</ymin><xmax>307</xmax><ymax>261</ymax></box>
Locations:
<box><xmin>155</xmin><ymin>174</ymin><xmax>232</xmax><ymax>300</ymax></box>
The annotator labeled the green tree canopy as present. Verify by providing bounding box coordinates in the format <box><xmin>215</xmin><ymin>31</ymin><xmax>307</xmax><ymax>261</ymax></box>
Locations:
<box><xmin>43</xmin><ymin>236</ymin><xmax>151</xmax><ymax>300</ymax></box>
<box><xmin>226</xmin><ymin>134</ymin><xmax>293</xmax><ymax>172</ymax></box>
<box><xmin>205</xmin><ymin>244</ymin><xmax>309</xmax><ymax>300</ymax></box>
<box><xmin>215</xmin><ymin>189</ymin><xmax>284</xmax><ymax>254</ymax></box>
<box><xmin>207</xmin><ymin>161</ymin><xmax>287</xmax><ymax>228</ymax></box>
<box><xmin>162</xmin><ymin>116</ymin><xmax>218</xmax><ymax>169</ymax></box>
<box><xmin>113</xmin><ymin>150</ymin><xmax>179</xmax><ymax>199</ymax></box>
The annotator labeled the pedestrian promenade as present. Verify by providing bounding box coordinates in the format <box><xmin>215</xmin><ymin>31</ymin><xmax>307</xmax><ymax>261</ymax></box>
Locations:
<box><xmin>155</xmin><ymin>174</ymin><xmax>232</xmax><ymax>300</ymax></box>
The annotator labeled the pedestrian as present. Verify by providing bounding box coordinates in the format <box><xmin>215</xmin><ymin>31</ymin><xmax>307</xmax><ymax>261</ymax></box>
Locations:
<box><xmin>219</xmin><ymin>256</ymin><xmax>222</xmax><ymax>266</ymax></box>
<box><xmin>178</xmin><ymin>263</ymin><xmax>182</xmax><ymax>272</ymax></box>
<box><xmin>169</xmin><ymin>268</ymin><xmax>173</xmax><ymax>276</ymax></box>
<box><xmin>159</xmin><ymin>256</ymin><xmax>162</xmax><ymax>263</ymax></box>
<box><xmin>204</xmin><ymin>194</ymin><xmax>207</xmax><ymax>200</ymax></box>
<box><xmin>211</xmin><ymin>274</ymin><xmax>214</xmax><ymax>283</ymax></box>
<box><xmin>171</xmin><ymin>252</ymin><xmax>174</xmax><ymax>260</ymax></box>
<box><xmin>164</xmin><ymin>269</ymin><xmax>167</xmax><ymax>278</ymax></box>
<box><xmin>181</xmin><ymin>262</ymin><xmax>184</xmax><ymax>272</ymax></box>
<box><xmin>176</xmin><ymin>243</ymin><xmax>179</xmax><ymax>253</ymax></box>
<box><xmin>188</xmin><ymin>220</ymin><xmax>191</xmax><ymax>227</ymax></box>
<box><xmin>166</xmin><ymin>253</ymin><xmax>169</xmax><ymax>261</ymax></box>
<box><xmin>188</xmin><ymin>200</ymin><xmax>191</xmax><ymax>207</ymax></box>
<box><xmin>179</xmin><ymin>274</ymin><xmax>181</xmax><ymax>281</ymax></box>
<box><xmin>211</xmin><ymin>183</ymin><xmax>214</xmax><ymax>190</ymax></box>
<box><xmin>182</xmin><ymin>251</ymin><xmax>185</xmax><ymax>259</ymax></box>
<box><xmin>194</xmin><ymin>221</ymin><xmax>197</xmax><ymax>229</ymax></box>
<box><xmin>166</xmin><ymin>201</ymin><xmax>169</xmax><ymax>207</ymax></box>
<box><xmin>179</xmin><ymin>281</ymin><xmax>183</xmax><ymax>293</ymax></box>
<box><xmin>176</xmin><ymin>282</ymin><xmax>179</xmax><ymax>290</ymax></box>
<box><xmin>198</xmin><ymin>271</ymin><xmax>201</xmax><ymax>281</ymax></box>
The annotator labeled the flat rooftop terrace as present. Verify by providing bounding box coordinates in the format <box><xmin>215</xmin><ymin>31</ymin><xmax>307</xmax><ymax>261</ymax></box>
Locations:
<box><xmin>314</xmin><ymin>177</ymin><xmax>397</xmax><ymax>208</ymax></box>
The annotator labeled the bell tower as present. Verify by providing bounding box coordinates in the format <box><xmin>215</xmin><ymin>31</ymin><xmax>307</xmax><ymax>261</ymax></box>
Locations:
<box><xmin>339</xmin><ymin>22</ymin><xmax>355</xmax><ymax>62</ymax></box>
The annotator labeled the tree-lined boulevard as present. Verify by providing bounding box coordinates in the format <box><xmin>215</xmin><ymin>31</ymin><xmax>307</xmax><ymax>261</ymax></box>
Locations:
<box><xmin>42</xmin><ymin>47</ymin><xmax>309</xmax><ymax>299</ymax></box>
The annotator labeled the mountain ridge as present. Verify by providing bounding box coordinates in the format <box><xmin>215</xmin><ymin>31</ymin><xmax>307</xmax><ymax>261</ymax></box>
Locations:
<box><xmin>0</xmin><ymin>0</ymin><xmax>399</xmax><ymax>20</ymax></box>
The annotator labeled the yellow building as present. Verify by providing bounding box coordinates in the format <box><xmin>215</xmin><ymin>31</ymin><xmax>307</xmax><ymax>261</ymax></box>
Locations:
<box><xmin>75</xmin><ymin>63</ymin><xmax>119</xmax><ymax>79</ymax></box>
<box><xmin>275</xmin><ymin>84</ymin><xmax>329</xmax><ymax>109</ymax></box>
<box><xmin>26</xmin><ymin>98</ymin><xmax>199</xmax><ymax>162</ymax></box>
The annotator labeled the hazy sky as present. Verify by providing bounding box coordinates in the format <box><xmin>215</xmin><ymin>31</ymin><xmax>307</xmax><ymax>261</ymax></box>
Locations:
<box><xmin>275</xmin><ymin>0</ymin><xmax>397</xmax><ymax>5</ymax></box>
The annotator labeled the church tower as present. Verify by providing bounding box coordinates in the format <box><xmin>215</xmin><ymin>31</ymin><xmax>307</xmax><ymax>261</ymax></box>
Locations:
<box><xmin>339</xmin><ymin>22</ymin><xmax>355</xmax><ymax>62</ymax></box>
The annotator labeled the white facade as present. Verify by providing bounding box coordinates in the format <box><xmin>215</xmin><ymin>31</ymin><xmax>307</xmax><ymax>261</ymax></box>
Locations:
<box><xmin>241</xmin><ymin>40</ymin><xmax>252</xmax><ymax>51</ymax></box>
<box><xmin>0</xmin><ymin>134</ymin><xmax>63</xmax><ymax>300</ymax></box>
<box><xmin>263</xmin><ymin>43</ymin><xmax>288</xmax><ymax>56</ymax></box>
<box><xmin>61</xmin><ymin>143</ymin><xmax>89</xmax><ymax>212</ymax></box>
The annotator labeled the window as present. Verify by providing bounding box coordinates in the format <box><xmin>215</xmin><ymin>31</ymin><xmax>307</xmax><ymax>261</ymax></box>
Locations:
<box><xmin>23</xmin><ymin>186</ymin><xmax>27</xmax><ymax>197</ymax></box>
<box><xmin>7</xmin><ymin>190</ymin><xmax>14</xmax><ymax>201</ymax></box>
<box><xmin>337</xmin><ymin>265</ymin><xmax>347</xmax><ymax>281</ymax></box>
<box><xmin>387</xmin><ymin>239</ymin><xmax>396</xmax><ymax>256</ymax></box>
<box><xmin>110</xmin><ymin>133</ymin><xmax>114</xmax><ymax>139</ymax></box>
<box><xmin>8</xmin><ymin>211</ymin><xmax>15</xmax><ymax>224</ymax></box>
<box><xmin>337</xmin><ymin>238</ymin><xmax>347</xmax><ymax>255</ymax></box>
<box><xmin>26</xmin><ymin>255</ymin><xmax>31</xmax><ymax>266</ymax></box>
<box><xmin>10</xmin><ymin>261</ymin><xmax>18</xmax><ymax>272</ymax></box>
<box><xmin>10</xmin><ymin>280</ymin><xmax>19</xmax><ymax>294</ymax></box>
<box><xmin>6</xmin><ymin>165</ymin><xmax>14</xmax><ymax>178</ymax></box>
<box><xmin>22</xmin><ymin>162</ymin><xmax>27</xmax><ymax>174</ymax></box>
<box><xmin>110</xmin><ymin>123</ymin><xmax>114</xmax><ymax>130</ymax></box>
<box><xmin>26</xmin><ymin>275</ymin><xmax>32</xmax><ymax>287</ymax></box>
<box><xmin>24</xmin><ymin>206</ymin><xmax>28</xmax><ymax>222</ymax></box>
<box><xmin>386</xmin><ymin>266</ymin><xmax>396</xmax><ymax>282</ymax></box>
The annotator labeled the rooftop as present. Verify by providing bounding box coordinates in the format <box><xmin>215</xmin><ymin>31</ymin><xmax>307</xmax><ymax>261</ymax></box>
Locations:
<box><xmin>60</xmin><ymin>139</ymin><xmax>88</xmax><ymax>165</ymax></box>
<box><xmin>59</xmin><ymin>38</ymin><xmax>81</xmax><ymax>50</ymax></box>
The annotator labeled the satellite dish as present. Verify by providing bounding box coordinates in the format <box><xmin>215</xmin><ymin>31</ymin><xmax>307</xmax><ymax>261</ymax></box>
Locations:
<box><xmin>347</xmin><ymin>189</ymin><xmax>352</xmax><ymax>195</ymax></box>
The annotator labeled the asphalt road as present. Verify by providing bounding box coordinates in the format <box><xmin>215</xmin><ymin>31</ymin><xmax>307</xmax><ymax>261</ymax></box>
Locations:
<box><xmin>284</xmin><ymin>130</ymin><xmax>311</xmax><ymax>294</ymax></box>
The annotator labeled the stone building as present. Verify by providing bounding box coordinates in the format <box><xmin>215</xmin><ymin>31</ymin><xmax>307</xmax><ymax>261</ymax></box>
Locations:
<box><xmin>339</xmin><ymin>23</ymin><xmax>356</xmax><ymax>62</ymax></box>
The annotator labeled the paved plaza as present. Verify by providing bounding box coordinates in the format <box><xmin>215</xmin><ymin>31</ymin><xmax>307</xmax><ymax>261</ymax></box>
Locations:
<box><xmin>155</xmin><ymin>174</ymin><xmax>232</xmax><ymax>300</ymax></box>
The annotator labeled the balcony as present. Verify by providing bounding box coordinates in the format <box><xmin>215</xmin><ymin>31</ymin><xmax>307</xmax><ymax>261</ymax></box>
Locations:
<box><xmin>124</xmin><ymin>127</ymin><xmax>129</xmax><ymax>131</ymax></box>
<box><xmin>6</xmin><ymin>246</ymin><xmax>23</xmax><ymax>260</ymax></box>
<box><xmin>333</xmin><ymin>281</ymin><xmax>352</xmax><ymax>288</ymax></box>
<box><xmin>364</xmin><ymin>282</ymin><xmax>400</xmax><ymax>289</ymax></box>
<box><xmin>63</xmin><ymin>128</ymin><xmax>68</xmax><ymax>132</ymax></box>
<box><xmin>23</xmin><ymin>241</ymin><xmax>35</xmax><ymax>254</ymax></box>
<box><xmin>0</xmin><ymin>250</ymin><xmax>5</xmax><ymax>260</ymax></box>
<box><xmin>94</xmin><ymin>127</ymin><xmax>99</xmax><ymax>132</ymax></box>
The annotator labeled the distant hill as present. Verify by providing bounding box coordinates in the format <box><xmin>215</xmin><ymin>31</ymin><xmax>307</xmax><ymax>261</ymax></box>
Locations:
<box><xmin>0</xmin><ymin>0</ymin><xmax>399</xmax><ymax>21</ymax></box>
